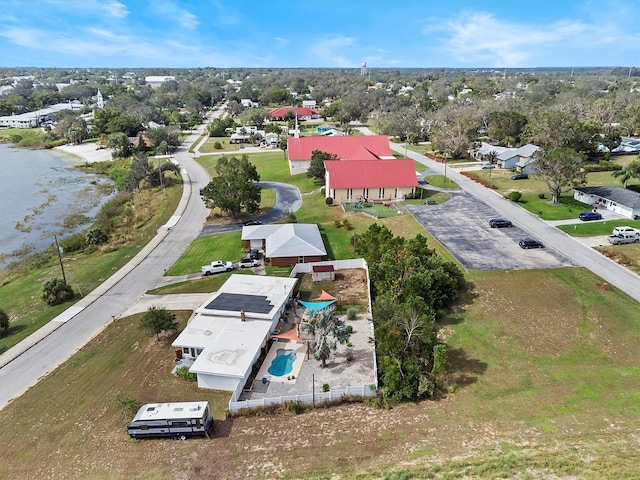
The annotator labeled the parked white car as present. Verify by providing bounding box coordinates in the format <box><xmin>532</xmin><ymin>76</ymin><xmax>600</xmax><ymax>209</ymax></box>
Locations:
<box><xmin>612</xmin><ymin>226</ymin><xmax>639</xmax><ymax>236</ymax></box>
<box><xmin>201</xmin><ymin>260</ymin><xmax>233</xmax><ymax>276</ymax></box>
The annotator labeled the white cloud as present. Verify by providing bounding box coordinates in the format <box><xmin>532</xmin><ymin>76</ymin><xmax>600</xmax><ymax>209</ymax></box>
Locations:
<box><xmin>150</xmin><ymin>0</ymin><xmax>199</xmax><ymax>29</ymax></box>
<box><xmin>275</xmin><ymin>37</ymin><xmax>289</xmax><ymax>47</ymax></box>
<box><xmin>104</xmin><ymin>0</ymin><xmax>129</xmax><ymax>19</ymax></box>
<box><xmin>308</xmin><ymin>35</ymin><xmax>357</xmax><ymax>67</ymax></box>
<box><xmin>430</xmin><ymin>12</ymin><xmax>592</xmax><ymax>67</ymax></box>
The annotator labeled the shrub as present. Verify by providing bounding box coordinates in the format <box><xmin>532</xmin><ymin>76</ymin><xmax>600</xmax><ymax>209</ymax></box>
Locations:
<box><xmin>114</xmin><ymin>391</ymin><xmax>140</xmax><ymax>417</ymax></box>
<box><xmin>347</xmin><ymin>308</ymin><xmax>358</xmax><ymax>320</ymax></box>
<box><xmin>325</xmin><ymin>196</ymin><xmax>333</xmax><ymax>205</ymax></box>
<box><xmin>334</xmin><ymin>219</ymin><xmax>343</xmax><ymax>228</ymax></box>
<box><xmin>322</xmin><ymin>383</ymin><xmax>330</xmax><ymax>392</ymax></box>
<box><xmin>342</xmin><ymin>218</ymin><xmax>353</xmax><ymax>230</ymax></box>
<box><xmin>213</xmin><ymin>141</ymin><xmax>223</xmax><ymax>150</ymax></box>
<box><xmin>176</xmin><ymin>365</ymin><xmax>197</xmax><ymax>382</ymax></box>
<box><xmin>508</xmin><ymin>191</ymin><xmax>522</xmax><ymax>202</ymax></box>
<box><xmin>346</xmin><ymin>352</ymin><xmax>354</xmax><ymax>362</ymax></box>
<box><xmin>86</xmin><ymin>227</ymin><xmax>108</xmax><ymax>245</ymax></box>
<box><xmin>41</xmin><ymin>278</ymin><xmax>74</xmax><ymax>306</ymax></box>
<box><xmin>59</xmin><ymin>232</ymin><xmax>87</xmax><ymax>253</ymax></box>
<box><xmin>538</xmin><ymin>193</ymin><xmax>546</xmax><ymax>199</ymax></box>
<box><xmin>287</xmin><ymin>401</ymin><xmax>309</xmax><ymax>415</ymax></box>
<box><xmin>0</xmin><ymin>309</ymin><xmax>9</xmax><ymax>337</ymax></box>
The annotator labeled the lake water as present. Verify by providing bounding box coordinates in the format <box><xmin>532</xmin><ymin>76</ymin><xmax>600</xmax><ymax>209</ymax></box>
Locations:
<box><xmin>0</xmin><ymin>143</ymin><xmax>113</xmax><ymax>267</ymax></box>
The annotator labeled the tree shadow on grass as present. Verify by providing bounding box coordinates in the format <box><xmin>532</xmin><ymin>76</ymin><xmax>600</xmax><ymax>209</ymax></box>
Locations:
<box><xmin>0</xmin><ymin>324</ymin><xmax>28</xmax><ymax>355</ymax></box>
<box><xmin>446</xmin><ymin>347</ymin><xmax>488</xmax><ymax>388</ymax></box>
<box><xmin>210</xmin><ymin>417</ymin><xmax>233</xmax><ymax>439</ymax></box>
<box><xmin>439</xmin><ymin>280</ymin><xmax>478</xmax><ymax>326</ymax></box>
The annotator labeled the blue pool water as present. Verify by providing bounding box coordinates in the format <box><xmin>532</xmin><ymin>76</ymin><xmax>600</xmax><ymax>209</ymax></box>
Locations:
<box><xmin>267</xmin><ymin>349</ymin><xmax>297</xmax><ymax>377</ymax></box>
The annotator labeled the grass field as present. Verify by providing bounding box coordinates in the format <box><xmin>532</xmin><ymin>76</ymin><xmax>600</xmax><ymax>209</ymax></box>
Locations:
<box><xmin>1</xmin><ymin>267</ymin><xmax>638</xmax><ymax>479</ymax></box>
<box><xmin>558</xmin><ymin>219</ymin><xmax>640</xmax><ymax>236</ymax></box>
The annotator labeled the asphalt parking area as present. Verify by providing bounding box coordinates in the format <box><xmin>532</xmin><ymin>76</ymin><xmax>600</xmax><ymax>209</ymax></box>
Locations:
<box><xmin>405</xmin><ymin>191</ymin><xmax>576</xmax><ymax>271</ymax></box>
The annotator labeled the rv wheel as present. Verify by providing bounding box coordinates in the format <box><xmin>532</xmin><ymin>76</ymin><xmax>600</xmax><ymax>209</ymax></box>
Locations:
<box><xmin>180</xmin><ymin>435</ymin><xmax>186</xmax><ymax>441</ymax></box>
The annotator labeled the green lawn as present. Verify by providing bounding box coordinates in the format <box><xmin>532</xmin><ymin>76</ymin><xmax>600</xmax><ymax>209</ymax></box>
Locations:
<box><xmin>558</xmin><ymin>219</ymin><xmax>640</xmax><ymax>236</ymax></box>
<box><xmin>165</xmin><ymin>231</ymin><xmax>244</xmax><ymax>276</ymax></box>
<box><xmin>422</xmin><ymin>174</ymin><xmax>459</xmax><ymax>190</ymax></box>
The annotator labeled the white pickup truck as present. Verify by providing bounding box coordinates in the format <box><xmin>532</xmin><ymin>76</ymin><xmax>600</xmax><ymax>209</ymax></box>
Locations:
<box><xmin>201</xmin><ymin>260</ymin><xmax>233</xmax><ymax>276</ymax></box>
<box><xmin>607</xmin><ymin>233</ymin><xmax>640</xmax><ymax>245</ymax></box>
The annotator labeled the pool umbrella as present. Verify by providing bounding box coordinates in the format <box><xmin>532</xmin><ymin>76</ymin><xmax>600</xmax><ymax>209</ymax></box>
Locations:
<box><xmin>313</xmin><ymin>290</ymin><xmax>336</xmax><ymax>301</ymax></box>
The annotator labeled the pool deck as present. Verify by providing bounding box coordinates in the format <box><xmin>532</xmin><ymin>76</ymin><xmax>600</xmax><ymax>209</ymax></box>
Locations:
<box><xmin>239</xmin><ymin>312</ymin><xmax>377</xmax><ymax>401</ymax></box>
<box><xmin>254</xmin><ymin>340</ymin><xmax>306</xmax><ymax>384</ymax></box>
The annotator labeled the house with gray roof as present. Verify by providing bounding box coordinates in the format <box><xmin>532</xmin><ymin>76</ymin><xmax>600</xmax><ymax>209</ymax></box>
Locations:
<box><xmin>574</xmin><ymin>186</ymin><xmax>640</xmax><ymax>220</ymax></box>
<box><xmin>241</xmin><ymin>224</ymin><xmax>327</xmax><ymax>266</ymax></box>
<box><xmin>496</xmin><ymin>144</ymin><xmax>540</xmax><ymax>170</ymax></box>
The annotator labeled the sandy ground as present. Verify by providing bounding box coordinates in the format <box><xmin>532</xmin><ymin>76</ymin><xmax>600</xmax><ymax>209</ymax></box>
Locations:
<box><xmin>55</xmin><ymin>142</ymin><xmax>113</xmax><ymax>163</ymax></box>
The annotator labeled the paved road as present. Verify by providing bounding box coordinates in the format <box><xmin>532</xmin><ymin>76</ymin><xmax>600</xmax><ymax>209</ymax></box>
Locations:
<box><xmin>353</xmin><ymin>124</ymin><xmax>640</xmax><ymax>302</ymax></box>
<box><xmin>0</xmin><ymin>108</ymin><xmax>223</xmax><ymax>409</ymax></box>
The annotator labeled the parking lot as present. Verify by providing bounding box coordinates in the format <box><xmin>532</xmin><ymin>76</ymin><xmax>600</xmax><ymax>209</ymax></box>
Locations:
<box><xmin>406</xmin><ymin>190</ymin><xmax>576</xmax><ymax>271</ymax></box>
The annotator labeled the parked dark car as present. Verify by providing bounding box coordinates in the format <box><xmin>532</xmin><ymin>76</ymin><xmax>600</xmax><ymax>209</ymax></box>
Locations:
<box><xmin>519</xmin><ymin>238</ymin><xmax>544</xmax><ymax>249</ymax></box>
<box><xmin>578</xmin><ymin>211</ymin><xmax>603</xmax><ymax>221</ymax></box>
<box><xmin>249</xmin><ymin>249</ymin><xmax>261</xmax><ymax>260</ymax></box>
<box><xmin>489</xmin><ymin>218</ymin><xmax>513</xmax><ymax>228</ymax></box>
<box><xmin>243</xmin><ymin>219</ymin><xmax>262</xmax><ymax>226</ymax></box>
<box><xmin>511</xmin><ymin>173</ymin><xmax>528</xmax><ymax>180</ymax></box>
<box><xmin>238</xmin><ymin>258</ymin><xmax>260</xmax><ymax>268</ymax></box>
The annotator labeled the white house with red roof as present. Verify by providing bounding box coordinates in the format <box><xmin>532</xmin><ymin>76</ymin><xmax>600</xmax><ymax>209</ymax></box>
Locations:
<box><xmin>287</xmin><ymin>135</ymin><xmax>395</xmax><ymax>174</ymax></box>
<box><xmin>267</xmin><ymin>106</ymin><xmax>320</xmax><ymax>121</ymax></box>
<box><xmin>325</xmin><ymin>159</ymin><xmax>418</xmax><ymax>203</ymax></box>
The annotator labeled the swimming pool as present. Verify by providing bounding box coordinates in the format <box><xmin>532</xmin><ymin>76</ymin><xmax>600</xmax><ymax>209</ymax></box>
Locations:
<box><xmin>267</xmin><ymin>349</ymin><xmax>297</xmax><ymax>377</ymax></box>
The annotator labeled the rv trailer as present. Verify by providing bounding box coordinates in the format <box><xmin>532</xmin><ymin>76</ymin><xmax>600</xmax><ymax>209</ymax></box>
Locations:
<box><xmin>126</xmin><ymin>401</ymin><xmax>213</xmax><ymax>440</ymax></box>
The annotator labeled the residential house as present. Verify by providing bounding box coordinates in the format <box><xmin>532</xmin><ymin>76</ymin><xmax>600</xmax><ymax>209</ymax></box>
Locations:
<box><xmin>286</xmin><ymin>134</ymin><xmax>394</xmax><ymax>174</ymax></box>
<box><xmin>302</xmin><ymin>100</ymin><xmax>317</xmax><ymax>108</ymax></box>
<box><xmin>612</xmin><ymin>137</ymin><xmax>640</xmax><ymax>154</ymax></box>
<box><xmin>494</xmin><ymin>144</ymin><xmax>540</xmax><ymax>170</ymax></box>
<box><xmin>240</xmin><ymin>99</ymin><xmax>260</xmax><ymax>108</ymax></box>
<box><xmin>325</xmin><ymin>159</ymin><xmax>418</xmax><ymax>203</ymax></box>
<box><xmin>574</xmin><ymin>186</ymin><xmax>640</xmax><ymax>220</ymax></box>
<box><xmin>172</xmin><ymin>274</ymin><xmax>297</xmax><ymax>395</ymax></box>
<box><xmin>241</xmin><ymin>224</ymin><xmax>326</xmax><ymax>266</ymax></box>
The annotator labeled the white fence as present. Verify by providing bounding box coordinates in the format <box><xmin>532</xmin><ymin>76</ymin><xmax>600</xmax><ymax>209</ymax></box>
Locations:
<box><xmin>229</xmin><ymin>384</ymin><xmax>376</xmax><ymax>414</ymax></box>
<box><xmin>227</xmin><ymin>258</ymin><xmax>378</xmax><ymax>414</ymax></box>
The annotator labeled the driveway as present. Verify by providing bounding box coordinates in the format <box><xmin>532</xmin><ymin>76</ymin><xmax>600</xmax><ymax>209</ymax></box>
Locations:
<box><xmin>406</xmin><ymin>190</ymin><xmax>574</xmax><ymax>270</ymax></box>
<box><xmin>199</xmin><ymin>181</ymin><xmax>301</xmax><ymax>236</ymax></box>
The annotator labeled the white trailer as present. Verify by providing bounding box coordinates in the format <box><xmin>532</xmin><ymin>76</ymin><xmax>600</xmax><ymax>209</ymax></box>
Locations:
<box><xmin>126</xmin><ymin>401</ymin><xmax>212</xmax><ymax>440</ymax></box>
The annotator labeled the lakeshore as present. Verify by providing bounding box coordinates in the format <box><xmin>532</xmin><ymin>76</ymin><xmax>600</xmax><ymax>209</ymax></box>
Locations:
<box><xmin>0</xmin><ymin>142</ymin><xmax>114</xmax><ymax>265</ymax></box>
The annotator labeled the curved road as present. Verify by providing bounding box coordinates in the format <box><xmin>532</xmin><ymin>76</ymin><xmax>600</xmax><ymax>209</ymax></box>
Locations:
<box><xmin>355</xmin><ymin>124</ymin><xmax>639</xmax><ymax>302</ymax></box>
<box><xmin>0</xmin><ymin>110</ymin><xmax>219</xmax><ymax>409</ymax></box>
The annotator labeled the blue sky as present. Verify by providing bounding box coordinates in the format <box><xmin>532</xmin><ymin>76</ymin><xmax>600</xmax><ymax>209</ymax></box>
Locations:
<box><xmin>1</xmin><ymin>0</ymin><xmax>638</xmax><ymax>69</ymax></box>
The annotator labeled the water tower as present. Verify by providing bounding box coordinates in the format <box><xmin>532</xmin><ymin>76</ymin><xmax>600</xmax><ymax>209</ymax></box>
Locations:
<box><xmin>361</xmin><ymin>61</ymin><xmax>368</xmax><ymax>76</ymax></box>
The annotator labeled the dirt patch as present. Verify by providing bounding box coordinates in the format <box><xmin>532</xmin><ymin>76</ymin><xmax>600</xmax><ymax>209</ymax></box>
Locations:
<box><xmin>298</xmin><ymin>268</ymin><xmax>368</xmax><ymax>308</ymax></box>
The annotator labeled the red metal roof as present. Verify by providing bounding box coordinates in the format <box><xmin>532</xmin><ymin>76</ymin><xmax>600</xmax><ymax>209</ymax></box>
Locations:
<box><xmin>287</xmin><ymin>135</ymin><xmax>392</xmax><ymax>161</ymax></box>
<box><xmin>325</xmin><ymin>159</ymin><xmax>418</xmax><ymax>189</ymax></box>
<box><xmin>312</xmin><ymin>265</ymin><xmax>334</xmax><ymax>273</ymax></box>
<box><xmin>267</xmin><ymin>107</ymin><xmax>318</xmax><ymax>118</ymax></box>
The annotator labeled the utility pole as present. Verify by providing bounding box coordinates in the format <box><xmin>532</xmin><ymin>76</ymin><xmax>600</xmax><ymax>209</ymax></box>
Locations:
<box><xmin>54</xmin><ymin>235</ymin><xmax>67</xmax><ymax>284</ymax></box>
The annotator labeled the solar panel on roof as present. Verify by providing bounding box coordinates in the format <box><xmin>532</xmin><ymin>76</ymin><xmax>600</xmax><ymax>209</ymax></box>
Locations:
<box><xmin>205</xmin><ymin>293</ymin><xmax>273</xmax><ymax>314</ymax></box>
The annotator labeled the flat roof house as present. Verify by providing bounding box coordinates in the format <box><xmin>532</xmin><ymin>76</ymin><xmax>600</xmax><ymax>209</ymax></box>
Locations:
<box><xmin>172</xmin><ymin>275</ymin><xmax>297</xmax><ymax>397</ymax></box>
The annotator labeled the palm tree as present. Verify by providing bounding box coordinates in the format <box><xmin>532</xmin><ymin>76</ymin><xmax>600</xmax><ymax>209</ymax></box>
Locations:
<box><xmin>485</xmin><ymin>150</ymin><xmax>498</xmax><ymax>178</ymax></box>
<box><xmin>612</xmin><ymin>160</ymin><xmax>640</xmax><ymax>188</ymax></box>
<box><xmin>301</xmin><ymin>305</ymin><xmax>350</xmax><ymax>368</ymax></box>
